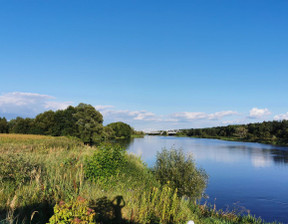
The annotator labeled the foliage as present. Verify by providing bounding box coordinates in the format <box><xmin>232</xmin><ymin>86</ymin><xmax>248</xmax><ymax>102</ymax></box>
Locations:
<box><xmin>106</xmin><ymin>122</ymin><xmax>133</xmax><ymax>139</ymax></box>
<box><xmin>0</xmin><ymin>117</ymin><xmax>8</xmax><ymax>133</ymax></box>
<box><xmin>133</xmin><ymin>185</ymin><xmax>194</xmax><ymax>224</ymax></box>
<box><xmin>74</xmin><ymin>103</ymin><xmax>104</xmax><ymax>144</ymax></box>
<box><xmin>33</xmin><ymin>110</ymin><xmax>56</xmax><ymax>135</ymax></box>
<box><xmin>0</xmin><ymin>134</ymin><xmax>279</xmax><ymax>224</ymax></box>
<box><xmin>1</xmin><ymin>103</ymin><xmax>108</xmax><ymax>144</ymax></box>
<box><xmin>120</xmin><ymin>154</ymin><xmax>158</xmax><ymax>190</ymax></box>
<box><xmin>8</xmin><ymin>117</ymin><xmax>34</xmax><ymax>134</ymax></box>
<box><xmin>154</xmin><ymin>148</ymin><xmax>208</xmax><ymax>199</ymax></box>
<box><xmin>101</xmin><ymin>126</ymin><xmax>115</xmax><ymax>141</ymax></box>
<box><xmin>52</xmin><ymin>106</ymin><xmax>78</xmax><ymax>137</ymax></box>
<box><xmin>84</xmin><ymin>144</ymin><xmax>127</xmax><ymax>182</ymax></box>
<box><xmin>179</xmin><ymin>120</ymin><xmax>288</xmax><ymax>146</ymax></box>
<box><xmin>48</xmin><ymin>196</ymin><xmax>96</xmax><ymax>224</ymax></box>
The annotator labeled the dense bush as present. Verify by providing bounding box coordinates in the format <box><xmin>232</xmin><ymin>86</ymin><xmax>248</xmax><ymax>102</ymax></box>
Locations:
<box><xmin>154</xmin><ymin>148</ymin><xmax>208</xmax><ymax>200</ymax></box>
<box><xmin>84</xmin><ymin>144</ymin><xmax>127</xmax><ymax>182</ymax></box>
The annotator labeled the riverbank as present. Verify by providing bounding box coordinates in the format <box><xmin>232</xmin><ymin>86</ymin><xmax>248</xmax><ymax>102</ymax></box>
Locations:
<box><xmin>175</xmin><ymin>134</ymin><xmax>288</xmax><ymax>147</ymax></box>
<box><xmin>0</xmin><ymin>134</ymin><xmax>281</xmax><ymax>223</ymax></box>
<box><xmin>176</xmin><ymin>120</ymin><xmax>288</xmax><ymax>148</ymax></box>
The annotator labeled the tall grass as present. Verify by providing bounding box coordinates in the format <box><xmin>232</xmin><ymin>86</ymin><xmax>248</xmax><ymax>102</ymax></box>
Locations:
<box><xmin>0</xmin><ymin>134</ymin><xmax>281</xmax><ymax>224</ymax></box>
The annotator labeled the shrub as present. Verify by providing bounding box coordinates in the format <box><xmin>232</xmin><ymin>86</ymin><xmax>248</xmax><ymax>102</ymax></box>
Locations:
<box><xmin>153</xmin><ymin>148</ymin><xmax>208</xmax><ymax>200</ymax></box>
<box><xmin>84</xmin><ymin>144</ymin><xmax>127</xmax><ymax>182</ymax></box>
<box><xmin>48</xmin><ymin>196</ymin><xmax>96</xmax><ymax>224</ymax></box>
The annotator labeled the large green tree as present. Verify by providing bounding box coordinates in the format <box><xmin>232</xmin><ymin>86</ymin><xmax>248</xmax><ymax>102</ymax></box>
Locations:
<box><xmin>74</xmin><ymin>103</ymin><xmax>103</xmax><ymax>144</ymax></box>
<box><xmin>52</xmin><ymin>106</ymin><xmax>78</xmax><ymax>136</ymax></box>
<box><xmin>33</xmin><ymin>110</ymin><xmax>56</xmax><ymax>135</ymax></box>
<box><xmin>106</xmin><ymin>122</ymin><xmax>132</xmax><ymax>139</ymax></box>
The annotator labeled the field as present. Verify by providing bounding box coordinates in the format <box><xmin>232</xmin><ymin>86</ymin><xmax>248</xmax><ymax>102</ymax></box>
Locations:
<box><xmin>0</xmin><ymin>134</ymin><xmax>280</xmax><ymax>224</ymax></box>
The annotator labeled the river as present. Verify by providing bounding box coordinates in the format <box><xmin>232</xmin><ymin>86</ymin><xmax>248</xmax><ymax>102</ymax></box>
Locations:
<box><xmin>123</xmin><ymin>135</ymin><xmax>288</xmax><ymax>223</ymax></box>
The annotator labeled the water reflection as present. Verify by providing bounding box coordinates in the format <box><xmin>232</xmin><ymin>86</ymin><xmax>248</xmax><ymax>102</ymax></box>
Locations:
<box><xmin>123</xmin><ymin>136</ymin><xmax>288</xmax><ymax>168</ymax></box>
<box><xmin>123</xmin><ymin>136</ymin><xmax>288</xmax><ymax>223</ymax></box>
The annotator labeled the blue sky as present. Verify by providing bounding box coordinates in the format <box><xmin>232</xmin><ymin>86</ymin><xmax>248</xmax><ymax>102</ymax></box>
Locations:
<box><xmin>0</xmin><ymin>0</ymin><xmax>288</xmax><ymax>130</ymax></box>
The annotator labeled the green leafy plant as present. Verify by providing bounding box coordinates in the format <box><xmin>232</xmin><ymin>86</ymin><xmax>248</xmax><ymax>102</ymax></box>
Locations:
<box><xmin>134</xmin><ymin>185</ymin><xmax>193</xmax><ymax>224</ymax></box>
<box><xmin>48</xmin><ymin>196</ymin><xmax>96</xmax><ymax>224</ymax></box>
<box><xmin>154</xmin><ymin>148</ymin><xmax>208</xmax><ymax>200</ymax></box>
<box><xmin>84</xmin><ymin>144</ymin><xmax>127</xmax><ymax>182</ymax></box>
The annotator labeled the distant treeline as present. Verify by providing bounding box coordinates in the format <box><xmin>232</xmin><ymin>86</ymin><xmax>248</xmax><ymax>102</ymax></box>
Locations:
<box><xmin>0</xmin><ymin>103</ymin><xmax>138</xmax><ymax>144</ymax></box>
<box><xmin>178</xmin><ymin>120</ymin><xmax>288</xmax><ymax>146</ymax></box>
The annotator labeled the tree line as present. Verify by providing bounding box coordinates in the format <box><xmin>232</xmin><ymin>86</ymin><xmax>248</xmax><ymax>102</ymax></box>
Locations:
<box><xmin>0</xmin><ymin>103</ymin><xmax>134</xmax><ymax>144</ymax></box>
<box><xmin>178</xmin><ymin>120</ymin><xmax>288</xmax><ymax>146</ymax></box>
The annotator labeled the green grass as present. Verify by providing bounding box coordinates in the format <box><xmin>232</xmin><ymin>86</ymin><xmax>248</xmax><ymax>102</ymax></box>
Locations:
<box><xmin>0</xmin><ymin>134</ymin><xmax>281</xmax><ymax>224</ymax></box>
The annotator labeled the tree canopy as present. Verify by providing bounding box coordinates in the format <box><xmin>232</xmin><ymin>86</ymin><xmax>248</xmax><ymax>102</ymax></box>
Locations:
<box><xmin>106</xmin><ymin>122</ymin><xmax>133</xmax><ymax>139</ymax></box>
<box><xmin>74</xmin><ymin>103</ymin><xmax>104</xmax><ymax>144</ymax></box>
<box><xmin>178</xmin><ymin>120</ymin><xmax>288</xmax><ymax>146</ymax></box>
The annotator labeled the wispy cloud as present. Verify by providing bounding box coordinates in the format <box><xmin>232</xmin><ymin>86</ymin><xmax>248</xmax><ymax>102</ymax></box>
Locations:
<box><xmin>97</xmin><ymin>107</ymin><xmax>160</xmax><ymax>123</ymax></box>
<box><xmin>94</xmin><ymin>105</ymin><xmax>115</xmax><ymax>110</ymax></box>
<box><xmin>0</xmin><ymin>92</ymin><xmax>72</xmax><ymax>118</ymax></box>
<box><xmin>274</xmin><ymin>112</ymin><xmax>288</xmax><ymax>120</ymax></box>
<box><xmin>95</xmin><ymin>106</ymin><xmax>240</xmax><ymax>130</ymax></box>
<box><xmin>248</xmin><ymin>107</ymin><xmax>271</xmax><ymax>119</ymax></box>
<box><xmin>171</xmin><ymin>110</ymin><xmax>238</xmax><ymax>122</ymax></box>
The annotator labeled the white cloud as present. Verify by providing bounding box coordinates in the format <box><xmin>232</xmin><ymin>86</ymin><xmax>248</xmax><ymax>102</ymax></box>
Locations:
<box><xmin>101</xmin><ymin>109</ymin><xmax>160</xmax><ymax>123</ymax></box>
<box><xmin>0</xmin><ymin>92</ymin><xmax>72</xmax><ymax>117</ymax></box>
<box><xmin>248</xmin><ymin>107</ymin><xmax>271</xmax><ymax>119</ymax></box>
<box><xmin>94</xmin><ymin>105</ymin><xmax>115</xmax><ymax>111</ymax></box>
<box><xmin>171</xmin><ymin>110</ymin><xmax>238</xmax><ymax>122</ymax></box>
<box><xmin>274</xmin><ymin>112</ymin><xmax>288</xmax><ymax>120</ymax></box>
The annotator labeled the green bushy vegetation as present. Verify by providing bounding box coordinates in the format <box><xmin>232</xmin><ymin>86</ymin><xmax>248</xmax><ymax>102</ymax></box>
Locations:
<box><xmin>106</xmin><ymin>122</ymin><xmax>133</xmax><ymax>139</ymax></box>
<box><xmin>0</xmin><ymin>134</ymin><xmax>280</xmax><ymax>224</ymax></box>
<box><xmin>178</xmin><ymin>120</ymin><xmax>288</xmax><ymax>146</ymax></box>
<box><xmin>0</xmin><ymin>103</ymin><xmax>137</xmax><ymax>145</ymax></box>
<box><xmin>85</xmin><ymin>144</ymin><xmax>127</xmax><ymax>182</ymax></box>
<box><xmin>154</xmin><ymin>148</ymin><xmax>208</xmax><ymax>199</ymax></box>
<box><xmin>48</xmin><ymin>196</ymin><xmax>96</xmax><ymax>224</ymax></box>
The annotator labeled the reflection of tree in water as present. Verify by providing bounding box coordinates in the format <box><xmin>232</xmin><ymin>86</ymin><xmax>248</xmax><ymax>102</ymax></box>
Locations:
<box><xmin>226</xmin><ymin>145</ymin><xmax>288</xmax><ymax>166</ymax></box>
<box><xmin>111</xmin><ymin>138</ymin><xmax>135</xmax><ymax>149</ymax></box>
<box><xmin>91</xmin><ymin>196</ymin><xmax>127</xmax><ymax>224</ymax></box>
<box><xmin>271</xmin><ymin>149</ymin><xmax>288</xmax><ymax>165</ymax></box>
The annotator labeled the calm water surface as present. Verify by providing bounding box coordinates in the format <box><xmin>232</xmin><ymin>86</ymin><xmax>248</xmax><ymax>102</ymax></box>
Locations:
<box><xmin>125</xmin><ymin>136</ymin><xmax>288</xmax><ymax>223</ymax></box>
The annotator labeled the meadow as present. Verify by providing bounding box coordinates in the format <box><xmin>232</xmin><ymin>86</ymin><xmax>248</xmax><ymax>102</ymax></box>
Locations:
<box><xmin>0</xmin><ymin>134</ymin><xmax>280</xmax><ymax>224</ymax></box>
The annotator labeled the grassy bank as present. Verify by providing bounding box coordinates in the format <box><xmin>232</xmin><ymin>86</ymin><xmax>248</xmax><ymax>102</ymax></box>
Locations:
<box><xmin>0</xmin><ymin>134</ymin><xmax>280</xmax><ymax>224</ymax></box>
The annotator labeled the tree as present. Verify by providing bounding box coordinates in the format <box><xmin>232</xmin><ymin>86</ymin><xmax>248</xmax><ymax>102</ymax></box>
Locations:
<box><xmin>33</xmin><ymin>111</ymin><xmax>56</xmax><ymax>135</ymax></box>
<box><xmin>0</xmin><ymin>117</ymin><xmax>8</xmax><ymax>133</ymax></box>
<box><xmin>106</xmin><ymin>122</ymin><xmax>132</xmax><ymax>139</ymax></box>
<box><xmin>52</xmin><ymin>106</ymin><xmax>78</xmax><ymax>136</ymax></box>
<box><xmin>74</xmin><ymin>103</ymin><xmax>103</xmax><ymax>144</ymax></box>
<box><xmin>154</xmin><ymin>148</ymin><xmax>208</xmax><ymax>199</ymax></box>
<box><xmin>101</xmin><ymin>126</ymin><xmax>115</xmax><ymax>141</ymax></box>
<box><xmin>9</xmin><ymin>117</ymin><xmax>34</xmax><ymax>134</ymax></box>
